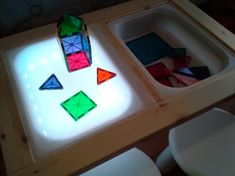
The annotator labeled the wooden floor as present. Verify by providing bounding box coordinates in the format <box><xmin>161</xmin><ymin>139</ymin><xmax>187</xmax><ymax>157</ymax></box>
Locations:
<box><xmin>136</xmin><ymin>94</ymin><xmax>235</xmax><ymax>176</ymax></box>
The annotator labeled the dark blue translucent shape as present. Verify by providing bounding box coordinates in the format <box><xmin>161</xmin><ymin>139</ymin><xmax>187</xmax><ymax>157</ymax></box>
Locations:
<box><xmin>62</xmin><ymin>34</ymin><xmax>82</xmax><ymax>54</ymax></box>
<box><xmin>175</xmin><ymin>66</ymin><xmax>211</xmax><ymax>80</ymax></box>
<box><xmin>126</xmin><ymin>32</ymin><xmax>186</xmax><ymax>65</ymax></box>
<box><xmin>39</xmin><ymin>74</ymin><xmax>63</xmax><ymax>90</ymax></box>
<box><xmin>126</xmin><ymin>32</ymin><xmax>171</xmax><ymax>65</ymax></box>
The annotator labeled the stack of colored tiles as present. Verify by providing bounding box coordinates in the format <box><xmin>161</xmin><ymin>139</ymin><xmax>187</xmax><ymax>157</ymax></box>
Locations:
<box><xmin>57</xmin><ymin>13</ymin><xmax>92</xmax><ymax>72</ymax></box>
<box><xmin>126</xmin><ymin>32</ymin><xmax>211</xmax><ymax>87</ymax></box>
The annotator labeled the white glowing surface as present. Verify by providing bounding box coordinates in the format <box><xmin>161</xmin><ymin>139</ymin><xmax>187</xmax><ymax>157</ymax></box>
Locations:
<box><xmin>4</xmin><ymin>30</ymin><xmax>153</xmax><ymax>159</ymax></box>
<box><xmin>13</xmin><ymin>37</ymin><xmax>132</xmax><ymax>140</ymax></box>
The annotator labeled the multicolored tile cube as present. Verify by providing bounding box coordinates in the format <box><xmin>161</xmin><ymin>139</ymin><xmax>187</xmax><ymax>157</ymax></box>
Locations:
<box><xmin>57</xmin><ymin>13</ymin><xmax>92</xmax><ymax>72</ymax></box>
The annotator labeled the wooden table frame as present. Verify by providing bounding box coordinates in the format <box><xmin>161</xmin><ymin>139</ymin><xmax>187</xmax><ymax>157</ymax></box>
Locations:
<box><xmin>1</xmin><ymin>0</ymin><xmax>235</xmax><ymax>175</ymax></box>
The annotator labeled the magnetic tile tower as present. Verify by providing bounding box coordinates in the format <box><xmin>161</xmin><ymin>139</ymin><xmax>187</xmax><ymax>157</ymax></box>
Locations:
<box><xmin>57</xmin><ymin>13</ymin><xmax>92</xmax><ymax>72</ymax></box>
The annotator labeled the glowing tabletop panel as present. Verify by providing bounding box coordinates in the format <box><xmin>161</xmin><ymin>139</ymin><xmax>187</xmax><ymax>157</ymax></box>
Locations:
<box><xmin>3</xmin><ymin>26</ymin><xmax>155</xmax><ymax>159</ymax></box>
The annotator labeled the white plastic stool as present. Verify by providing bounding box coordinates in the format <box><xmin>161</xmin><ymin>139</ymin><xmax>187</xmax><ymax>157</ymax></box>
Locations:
<box><xmin>81</xmin><ymin>148</ymin><xmax>162</xmax><ymax>176</ymax></box>
<box><xmin>157</xmin><ymin>108</ymin><xmax>235</xmax><ymax>176</ymax></box>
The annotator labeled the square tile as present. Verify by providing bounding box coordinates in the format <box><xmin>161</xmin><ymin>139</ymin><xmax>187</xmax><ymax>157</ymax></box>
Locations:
<box><xmin>61</xmin><ymin>91</ymin><xmax>97</xmax><ymax>121</ymax></box>
<box><xmin>66</xmin><ymin>52</ymin><xmax>90</xmax><ymax>72</ymax></box>
<box><xmin>62</xmin><ymin>35</ymin><xmax>82</xmax><ymax>54</ymax></box>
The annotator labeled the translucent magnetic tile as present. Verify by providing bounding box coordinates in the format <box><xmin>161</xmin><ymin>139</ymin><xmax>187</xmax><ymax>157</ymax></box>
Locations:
<box><xmin>61</xmin><ymin>91</ymin><xmax>97</xmax><ymax>121</ymax></box>
<box><xmin>39</xmin><ymin>74</ymin><xmax>63</xmax><ymax>90</ymax></box>
<box><xmin>171</xmin><ymin>72</ymin><xmax>199</xmax><ymax>86</ymax></box>
<box><xmin>126</xmin><ymin>32</ymin><xmax>172</xmax><ymax>65</ymax></box>
<box><xmin>126</xmin><ymin>32</ymin><xmax>188</xmax><ymax>67</ymax></box>
<box><xmin>81</xmin><ymin>34</ymin><xmax>92</xmax><ymax>64</ymax></box>
<box><xmin>97</xmin><ymin>67</ymin><xmax>117</xmax><ymax>85</ymax></box>
<box><xmin>58</xmin><ymin>13</ymin><xmax>83</xmax><ymax>37</ymax></box>
<box><xmin>61</xmin><ymin>35</ymin><xmax>82</xmax><ymax>54</ymax></box>
<box><xmin>175</xmin><ymin>66</ymin><xmax>211</xmax><ymax>80</ymax></box>
<box><xmin>66</xmin><ymin>52</ymin><xmax>90</xmax><ymax>72</ymax></box>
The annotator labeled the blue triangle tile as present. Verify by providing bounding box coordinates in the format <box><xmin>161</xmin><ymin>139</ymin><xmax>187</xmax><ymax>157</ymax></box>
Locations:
<box><xmin>39</xmin><ymin>74</ymin><xmax>63</xmax><ymax>90</ymax></box>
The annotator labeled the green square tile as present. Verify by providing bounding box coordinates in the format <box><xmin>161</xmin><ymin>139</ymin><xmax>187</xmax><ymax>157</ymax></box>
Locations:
<box><xmin>61</xmin><ymin>91</ymin><xmax>97</xmax><ymax>121</ymax></box>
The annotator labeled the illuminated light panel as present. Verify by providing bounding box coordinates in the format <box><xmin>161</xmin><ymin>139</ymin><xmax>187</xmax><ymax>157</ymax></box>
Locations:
<box><xmin>4</xmin><ymin>19</ymin><xmax>155</xmax><ymax>159</ymax></box>
<box><xmin>97</xmin><ymin>67</ymin><xmax>117</xmax><ymax>85</ymax></box>
<box><xmin>61</xmin><ymin>91</ymin><xmax>97</xmax><ymax>121</ymax></box>
<box><xmin>4</xmin><ymin>33</ymin><xmax>148</xmax><ymax>159</ymax></box>
<box><xmin>39</xmin><ymin>74</ymin><xmax>63</xmax><ymax>90</ymax></box>
<box><xmin>67</xmin><ymin>52</ymin><xmax>91</xmax><ymax>72</ymax></box>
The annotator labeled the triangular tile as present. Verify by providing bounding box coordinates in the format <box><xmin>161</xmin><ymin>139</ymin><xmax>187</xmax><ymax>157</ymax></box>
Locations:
<box><xmin>39</xmin><ymin>74</ymin><xmax>63</xmax><ymax>90</ymax></box>
<box><xmin>97</xmin><ymin>67</ymin><xmax>116</xmax><ymax>85</ymax></box>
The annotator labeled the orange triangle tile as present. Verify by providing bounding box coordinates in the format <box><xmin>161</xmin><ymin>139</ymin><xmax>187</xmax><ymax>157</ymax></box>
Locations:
<box><xmin>97</xmin><ymin>67</ymin><xmax>116</xmax><ymax>85</ymax></box>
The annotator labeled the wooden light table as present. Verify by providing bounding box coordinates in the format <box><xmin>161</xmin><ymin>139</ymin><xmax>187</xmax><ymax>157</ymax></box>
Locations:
<box><xmin>1</xmin><ymin>0</ymin><xmax>235</xmax><ymax>175</ymax></box>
